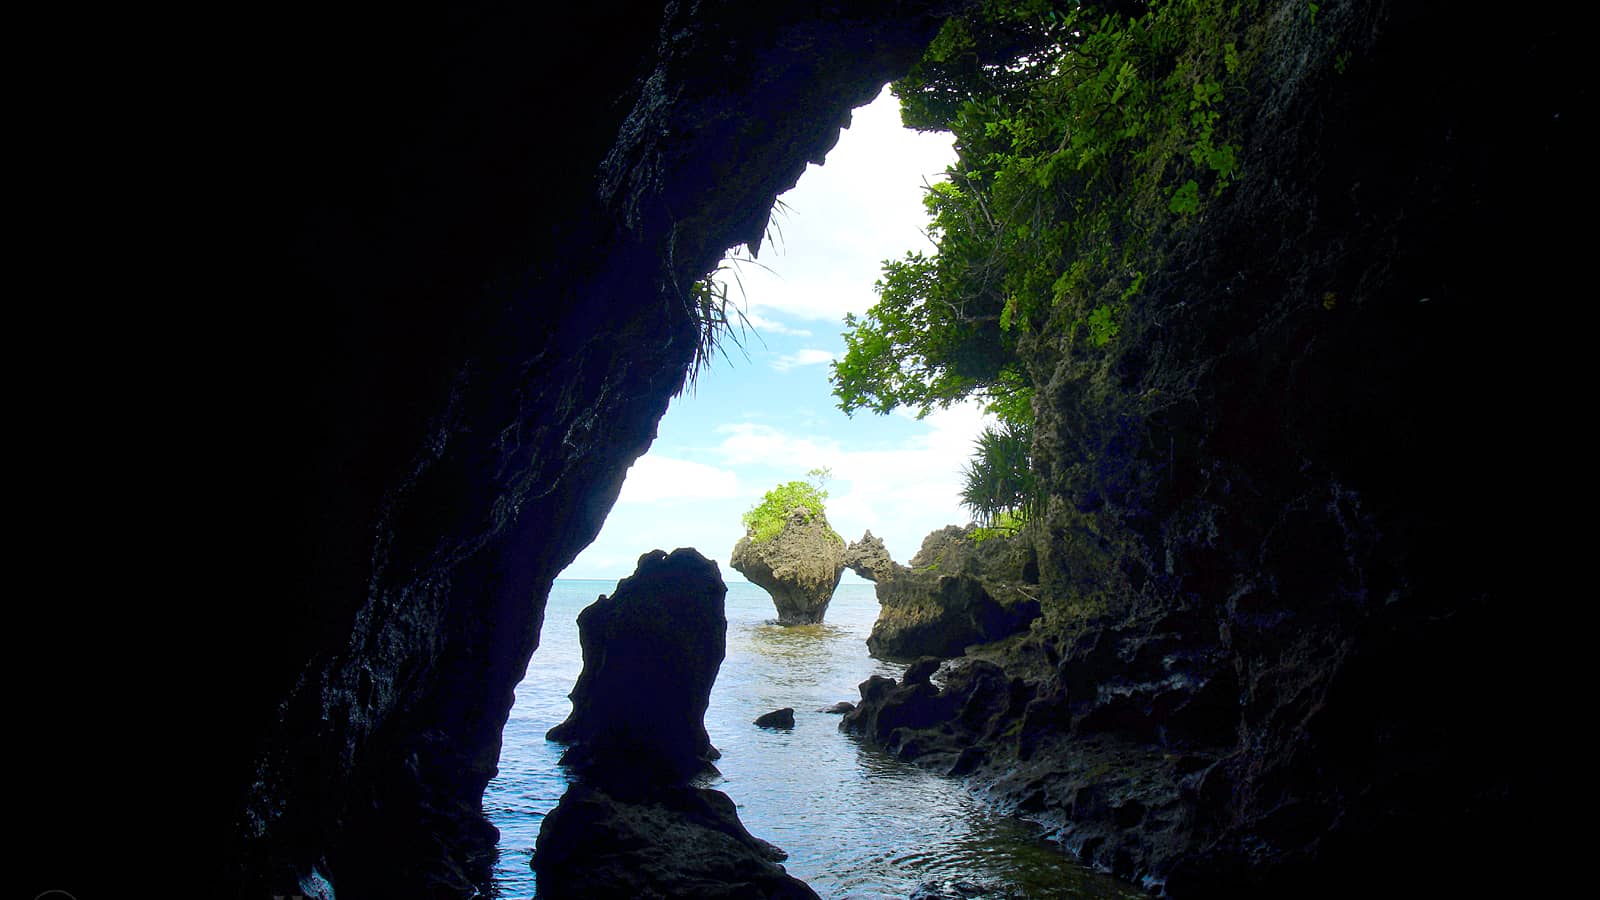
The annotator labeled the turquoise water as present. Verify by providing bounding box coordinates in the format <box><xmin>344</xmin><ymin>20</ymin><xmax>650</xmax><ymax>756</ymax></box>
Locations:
<box><xmin>484</xmin><ymin>578</ymin><xmax>1142</xmax><ymax>899</ymax></box>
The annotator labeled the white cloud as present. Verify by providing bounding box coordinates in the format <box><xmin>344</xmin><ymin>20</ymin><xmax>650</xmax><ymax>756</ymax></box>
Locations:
<box><xmin>617</xmin><ymin>455</ymin><xmax>741</xmax><ymax>504</ymax></box>
<box><xmin>734</xmin><ymin>86</ymin><xmax>955</xmax><ymax>323</ymax></box>
<box><xmin>745</xmin><ymin>312</ymin><xmax>811</xmax><ymax>337</ymax></box>
<box><xmin>710</xmin><ymin>400</ymin><xmax>993</xmax><ymax>563</ymax></box>
<box><xmin>770</xmin><ymin>348</ymin><xmax>836</xmax><ymax>372</ymax></box>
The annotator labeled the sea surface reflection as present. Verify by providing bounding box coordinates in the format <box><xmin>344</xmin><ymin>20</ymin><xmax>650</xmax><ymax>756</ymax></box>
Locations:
<box><xmin>484</xmin><ymin>579</ymin><xmax>1142</xmax><ymax>899</ymax></box>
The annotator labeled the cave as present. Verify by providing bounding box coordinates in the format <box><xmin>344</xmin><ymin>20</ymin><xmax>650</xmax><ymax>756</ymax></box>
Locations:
<box><xmin>21</xmin><ymin>0</ymin><xmax>1583</xmax><ymax>897</ymax></box>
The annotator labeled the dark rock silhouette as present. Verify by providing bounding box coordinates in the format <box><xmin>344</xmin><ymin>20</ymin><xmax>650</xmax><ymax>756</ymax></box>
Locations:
<box><xmin>819</xmin><ymin>701</ymin><xmax>855</xmax><ymax>715</ymax></box>
<box><xmin>754</xmin><ymin>707</ymin><xmax>796</xmax><ymax>729</ymax></box>
<box><xmin>534</xmin><ymin>783</ymin><xmax>818</xmax><ymax>900</ymax></box>
<box><xmin>731</xmin><ymin>506</ymin><xmax>846</xmax><ymax>624</ymax></box>
<box><xmin>546</xmin><ymin>548</ymin><xmax>726</xmax><ymax>781</ymax></box>
<box><xmin>537</xmin><ymin>549</ymin><xmax>815</xmax><ymax>898</ymax></box>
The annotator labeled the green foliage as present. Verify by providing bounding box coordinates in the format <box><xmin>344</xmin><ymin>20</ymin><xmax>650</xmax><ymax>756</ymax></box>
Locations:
<box><xmin>1168</xmin><ymin>179</ymin><xmax>1201</xmax><ymax>214</ymax></box>
<box><xmin>742</xmin><ymin>476</ymin><xmax>837</xmax><ymax>544</ymax></box>
<box><xmin>834</xmin><ymin>0</ymin><xmax>1256</xmax><ymax>420</ymax></box>
<box><xmin>1086</xmin><ymin>303</ymin><xmax>1121</xmax><ymax>346</ymax></box>
<box><xmin>960</xmin><ymin>420</ymin><xmax>1037</xmax><ymax>526</ymax></box>
<box><xmin>835</xmin><ymin>0</ymin><xmax>1256</xmax><ymax>539</ymax></box>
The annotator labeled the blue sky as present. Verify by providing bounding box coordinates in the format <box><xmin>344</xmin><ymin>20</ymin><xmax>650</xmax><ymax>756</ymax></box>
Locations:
<box><xmin>561</xmin><ymin>86</ymin><xmax>992</xmax><ymax>582</ymax></box>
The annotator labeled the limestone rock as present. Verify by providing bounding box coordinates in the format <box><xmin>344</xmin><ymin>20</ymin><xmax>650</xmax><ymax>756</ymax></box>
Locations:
<box><xmin>844</xmin><ymin>530</ymin><xmax>902</xmax><ymax>583</ymax></box>
<box><xmin>730</xmin><ymin>507</ymin><xmax>846</xmax><ymax>624</ymax></box>
<box><xmin>533</xmin><ymin>782</ymin><xmax>818</xmax><ymax>900</ymax></box>
<box><xmin>864</xmin><ymin>526</ymin><xmax>1041</xmax><ymax>660</ymax></box>
<box><xmin>546</xmin><ymin>548</ymin><xmax>726</xmax><ymax>783</ymax></box>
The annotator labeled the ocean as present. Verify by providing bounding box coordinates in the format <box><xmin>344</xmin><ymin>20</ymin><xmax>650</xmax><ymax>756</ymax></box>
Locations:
<box><xmin>483</xmin><ymin>577</ymin><xmax>1142</xmax><ymax>899</ymax></box>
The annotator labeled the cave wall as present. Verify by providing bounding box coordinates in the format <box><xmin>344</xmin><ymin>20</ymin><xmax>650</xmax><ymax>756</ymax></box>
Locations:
<box><xmin>833</xmin><ymin>1</ymin><xmax>1581</xmax><ymax>895</ymax></box>
<box><xmin>17</xmin><ymin>2</ymin><xmax>953</xmax><ymax>896</ymax></box>
<box><xmin>1016</xmin><ymin>0</ymin><xmax>1583</xmax><ymax>893</ymax></box>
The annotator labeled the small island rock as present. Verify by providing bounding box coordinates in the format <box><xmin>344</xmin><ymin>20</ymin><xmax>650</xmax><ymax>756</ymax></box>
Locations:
<box><xmin>731</xmin><ymin>506</ymin><xmax>846</xmax><ymax>625</ymax></box>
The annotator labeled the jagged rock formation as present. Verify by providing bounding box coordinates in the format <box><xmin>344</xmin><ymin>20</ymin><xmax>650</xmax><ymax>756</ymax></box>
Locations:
<box><xmin>859</xmin><ymin>525</ymin><xmax>1042</xmax><ymax>659</ymax></box>
<box><xmin>536</xmin><ymin>549</ymin><xmax>815</xmax><ymax>898</ymax></box>
<box><xmin>546</xmin><ymin>549</ymin><xmax>726</xmax><ymax>781</ymax></box>
<box><xmin>838</xmin><ymin>1</ymin><xmax>1582</xmax><ymax>896</ymax></box>
<box><xmin>843</xmin><ymin>530</ymin><xmax>898</xmax><ymax>583</ymax></box>
<box><xmin>82</xmin><ymin>3</ymin><xmax>953</xmax><ymax>896</ymax></box>
<box><xmin>731</xmin><ymin>506</ymin><xmax>847</xmax><ymax>624</ymax></box>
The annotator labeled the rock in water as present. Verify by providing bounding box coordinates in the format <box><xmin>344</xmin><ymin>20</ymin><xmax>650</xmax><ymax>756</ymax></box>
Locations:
<box><xmin>730</xmin><ymin>506</ymin><xmax>846</xmax><ymax>624</ymax></box>
<box><xmin>534</xmin><ymin>783</ymin><xmax>819</xmax><ymax>900</ymax></box>
<box><xmin>546</xmin><ymin>548</ymin><xmax>726</xmax><ymax>782</ymax></box>
<box><xmin>754</xmin><ymin>707</ymin><xmax>795</xmax><ymax>729</ymax></box>
<box><xmin>539</xmin><ymin>549</ymin><xmax>817</xmax><ymax>898</ymax></box>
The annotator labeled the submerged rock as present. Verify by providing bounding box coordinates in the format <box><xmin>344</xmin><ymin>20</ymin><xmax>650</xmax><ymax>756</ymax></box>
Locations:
<box><xmin>546</xmin><ymin>548</ymin><xmax>726</xmax><ymax>782</ymax></box>
<box><xmin>731</xmin><ymin>506</ymin><xmax>846</xmax><ymax>624</ymax></box>
<box><xmin>533</xmin><ymin>782</ymin><xmax>818</xmax><ymax>900</ymax></box>
<box><xmin>754</xmin><ymin>707</ymin><xmax>796</xmax><ymax>729</ymax></box>
<box><xmin>863</xmin><ymin>526</ymin><xmax>1041</xmax><ymax>660</ymax></box>
<box><xmin>819</xmin><ymin>701</ymin><xmax>855</xmax><ymax>714</ymax></box>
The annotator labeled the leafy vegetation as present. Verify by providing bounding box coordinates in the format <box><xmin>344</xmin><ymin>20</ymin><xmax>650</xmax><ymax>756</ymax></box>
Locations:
<box><xmin>960</xmin><ymin>421</ymin><xmax>1037</xmax><ymax>525</ymax></box>
<box><xmin>742</xmin><ymin>468</ymin><xmax>839</xmax><ymax>543</ymax></box>
<box><xmin>831</xmin><ymin>0</ymin><xmax>1256</xmax><ymax>522</ymax></box>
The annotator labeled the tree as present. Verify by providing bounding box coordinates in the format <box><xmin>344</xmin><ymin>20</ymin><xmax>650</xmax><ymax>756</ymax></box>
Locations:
<box><xmin>960</xmin><ymin>420</ymin><xmax>1036</xmax><ymax>525</ymax></box>
<box><xmin>832</xmin><ymin>0</ymin><xmax>1253</xmax><ymax>523</ymax></box>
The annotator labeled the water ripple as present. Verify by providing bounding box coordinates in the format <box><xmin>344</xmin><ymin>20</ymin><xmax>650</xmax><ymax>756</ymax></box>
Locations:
<box><xmin>482</xmin><ymin>581</ymin><xmax>1142</xmax><ymax>900</ymax></box>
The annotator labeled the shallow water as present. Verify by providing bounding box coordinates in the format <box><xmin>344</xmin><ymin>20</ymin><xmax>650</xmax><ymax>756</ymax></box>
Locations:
<box><xmin>484</xmin><ymin>579</ymin><xmax>1143</xmax><ymax>899</ymax></box>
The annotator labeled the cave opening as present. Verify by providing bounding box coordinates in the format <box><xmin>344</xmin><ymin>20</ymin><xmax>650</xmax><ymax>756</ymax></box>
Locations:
<box><xmin>483</xmin><ymin>84</ymin><xmax>1078</xmax><ymax>897</ymax></box>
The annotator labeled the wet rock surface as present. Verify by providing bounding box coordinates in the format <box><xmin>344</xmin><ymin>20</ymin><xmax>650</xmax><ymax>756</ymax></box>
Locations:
<box><xmin>537</xmin><ymin>549</ymin><xmax>815</xmax><ymax>898</ymax></box>
<box><xmin>862</xmin><ymin>526</ymin><xmax>1042</xmax><ymax>660</ymax></box>
<box><xmin>731</xmin><ymin>506</ymin><xmax>847</xmax><ymax>624</ymax></box>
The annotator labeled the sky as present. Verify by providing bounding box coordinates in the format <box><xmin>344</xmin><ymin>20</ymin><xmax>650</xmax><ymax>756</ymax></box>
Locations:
<box><xmin>560</xmin><ymin>86</ymin><xmax>993</xmax><ymax>583</ymax></box>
